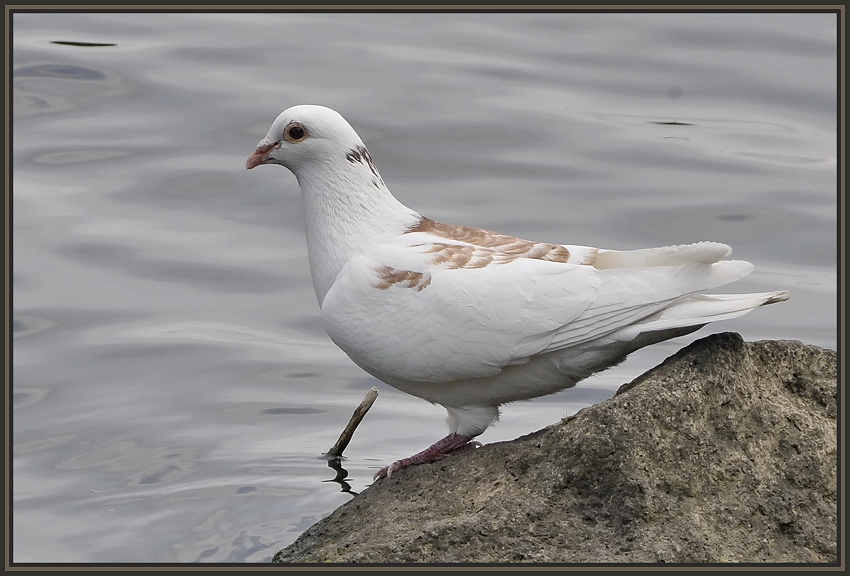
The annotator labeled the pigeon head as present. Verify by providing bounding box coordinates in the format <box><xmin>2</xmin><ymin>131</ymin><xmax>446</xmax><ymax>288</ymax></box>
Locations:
<box><xmin>246</xmin><ymin>105</ymin><xmax>419</xmax><ymax>303</ymax></box>
<box><xmin>246</xmin><ymin>105</ymin><xmax>367</xmax><ymax>172</ymax></box>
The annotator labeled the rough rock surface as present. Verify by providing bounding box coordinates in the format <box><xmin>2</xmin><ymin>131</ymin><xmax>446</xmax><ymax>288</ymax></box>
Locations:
<box><xmin>273</xmin><ymin>333</ymin><xmax>838</xmax><ymax>564</ymax></box>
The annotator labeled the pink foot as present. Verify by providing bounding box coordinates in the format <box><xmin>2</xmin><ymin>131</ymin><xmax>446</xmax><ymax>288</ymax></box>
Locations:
<box><xmin>373</xmin><ymin>432</ymin><xmax>481</xmax><ymax>480</ymax></box>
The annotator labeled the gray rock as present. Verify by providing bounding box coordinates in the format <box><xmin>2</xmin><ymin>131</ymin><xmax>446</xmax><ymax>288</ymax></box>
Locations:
<box><xmin>273</xmin><ymin>333</ymin><xmax>837</xmax><ymax>564</ymax></box>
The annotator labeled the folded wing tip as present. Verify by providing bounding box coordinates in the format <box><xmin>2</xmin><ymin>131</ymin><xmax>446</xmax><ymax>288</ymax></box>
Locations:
<box><xmin>765</xmin><ymin>290</ymin><xmax>791</xmax><ymax>304</ymax></box>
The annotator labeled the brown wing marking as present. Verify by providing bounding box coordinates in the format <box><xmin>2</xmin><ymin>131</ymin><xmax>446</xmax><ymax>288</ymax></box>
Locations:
<box><xmin>406</xmin><ymin>217</ymin><xmax>572</xmax><ymax>267</ymax></box>
<box><xmin>374</xmin><ymin>266</ymin><xmax>432</xmax><ymax>291</ymax></box>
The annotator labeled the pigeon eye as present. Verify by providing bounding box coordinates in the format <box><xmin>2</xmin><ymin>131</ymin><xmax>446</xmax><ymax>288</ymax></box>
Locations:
<box><xmin>284</xmin><ymin>122</ymin><xmax>308</xmax><ymax>143</ymax></box>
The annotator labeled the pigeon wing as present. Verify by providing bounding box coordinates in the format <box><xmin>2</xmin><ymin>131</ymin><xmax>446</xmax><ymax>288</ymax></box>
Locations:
<box><xmin>320</xmin><ymin>238</ymin><xmax>753</xmax><ymax>384</ymax></box>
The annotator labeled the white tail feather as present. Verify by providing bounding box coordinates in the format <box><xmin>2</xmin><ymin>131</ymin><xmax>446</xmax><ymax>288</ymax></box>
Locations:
<box><xmin>594</xmin><ymin>242</ymin><xmax>733</xmax><ymax>269</ymax></box>
<box><xmin>615</xmin><ymin>290</ymin><xmax>791</xmax><ymax>340</ymax></box>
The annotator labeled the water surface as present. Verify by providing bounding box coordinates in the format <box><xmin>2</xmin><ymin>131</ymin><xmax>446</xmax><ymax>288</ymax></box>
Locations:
<box><xmin>12</xmin><ymin>11</ymin><xmax>837</xmax><ymax>563</ymax></box>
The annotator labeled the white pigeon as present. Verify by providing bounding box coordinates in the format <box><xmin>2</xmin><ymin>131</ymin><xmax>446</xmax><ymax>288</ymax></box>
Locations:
<box><xmin>246</xmin><ymin>105</ymin><xmax>790</xmax><ymax>480</ymax></box>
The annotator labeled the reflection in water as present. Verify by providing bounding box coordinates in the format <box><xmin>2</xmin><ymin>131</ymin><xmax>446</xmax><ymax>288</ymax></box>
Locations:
<box><xmin>14</xmin><ymin>63</ymin><xmax>106</xmax><ymax>80</ymax></box>
<box><xmin>50</xmin><ymin>40</ymin><xmax>117</xmax><ymax>47</ymax></box>
<box><xmin>13</xmin><ymin>90</ymin><xmax>75</xmax><ymax>115</ymax></box>
<box><xmin>640</xmin><ymin>205</ymin><xmax>798</xmax><ymax>244</ymax></box>
<box><xmin>14</xmin><ymin>57</ymin><xmax>130</xmax><ymax>117</ymax></box>
<box><xmin>33</xmin><ymin>149</ymin><xmax>131</xmax><ymax>164</ymax></box>
<box><xmin>12</xmin><ymin>387</ymin><xmax>49</xmax><ymax>409</ymax></box>
<box><xmin>592</xmin><ymin>112</ymin><xmax>798</xmax><ymax>134</ymax></box>
<box><xmin>727</xmin><ymin>150</ymin><xmax>834</xmax><ymax>165</ymax></box>
<box><xmin>261</xmin><ymin>407</ymin><xmax>323</xmax><ymax>415</ymax></box>
<box><xmin>324</xmin><ymin>458</ymin><xmax>359</xmax><ymax>497</ymax></box>
<box><xmin>11</xmin><ymin>315</ymin><xmax>52</xmax><ymax>339</ymax></box>
<box><xmin>715</xmin><ymin>213</ymin><xmax>751</xmax><ymax>222</ymax></box>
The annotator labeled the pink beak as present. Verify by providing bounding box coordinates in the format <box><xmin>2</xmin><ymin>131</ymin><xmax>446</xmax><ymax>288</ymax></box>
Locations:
<box><xmin>246</xmin><ymin>137</ymin><xmax>280</xmax><ymax>169</ymax></box>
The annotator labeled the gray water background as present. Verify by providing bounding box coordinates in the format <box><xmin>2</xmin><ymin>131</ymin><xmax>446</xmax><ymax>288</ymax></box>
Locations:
<box><xmin>12</xmin><ymin>12</ymin><xmax>837</xmax><ymax>563</ymax></box>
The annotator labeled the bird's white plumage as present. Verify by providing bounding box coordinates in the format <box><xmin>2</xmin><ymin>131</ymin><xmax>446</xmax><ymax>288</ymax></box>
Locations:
<box><xmin>323</xmin><ymin>239</ymin><xmax>743</xmax><ymax>383</ymax></box>
<box><xmin>247</xmin><ymin>104</ymin><xmax>790</xmax><ymax>472</ymax></box>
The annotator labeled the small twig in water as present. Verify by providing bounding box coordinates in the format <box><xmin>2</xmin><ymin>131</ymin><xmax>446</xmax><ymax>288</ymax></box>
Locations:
<box><xmin>324</xmin><ymin>386</ymin><xmax>378</xmax><ymax>460</ymax></box>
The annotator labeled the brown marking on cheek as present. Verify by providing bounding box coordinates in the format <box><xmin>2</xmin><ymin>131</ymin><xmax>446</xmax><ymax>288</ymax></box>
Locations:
<box><xmin>407</xmin><ymin>217</ymin><xmax>574</xmax><ymax>267</ymax></box>
<box><xmin>375</xmin><ymin>266</ymin><xmax>431</xmax><ymax>291</ymax></box>
<box><xmin>345</xmin><ymin>148</ymin><xmax>363</xmax><ymax>164</ymax></box>
<box><xmin>345</xmin><ymin>145</ymin><xmax>381</xmax><ymax>178</ymax></box>
<box><xmin>346</xmin><ymin>146</ymin><xmax>385</xmax><ymax>188</ymax></box>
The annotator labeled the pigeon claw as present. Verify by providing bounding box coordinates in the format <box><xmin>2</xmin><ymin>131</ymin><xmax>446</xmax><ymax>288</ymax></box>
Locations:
<box><xmin>372</xmin><ymin>433</ymin><xmax>480</xmax><ymax>481</ymax></box>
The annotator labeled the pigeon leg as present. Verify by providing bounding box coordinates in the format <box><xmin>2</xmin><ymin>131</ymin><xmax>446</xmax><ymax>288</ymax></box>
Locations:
<box><xmin>373</xmin><ymin>432</ymin><xmax>481</xmax><ymax>480</ymax></box>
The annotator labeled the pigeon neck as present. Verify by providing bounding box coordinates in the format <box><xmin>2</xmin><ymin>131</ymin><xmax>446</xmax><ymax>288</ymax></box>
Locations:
<box><xmin>294</xmin><ymin>148</ymin><xmax>420</xmax><ymax>305</ymax></box>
